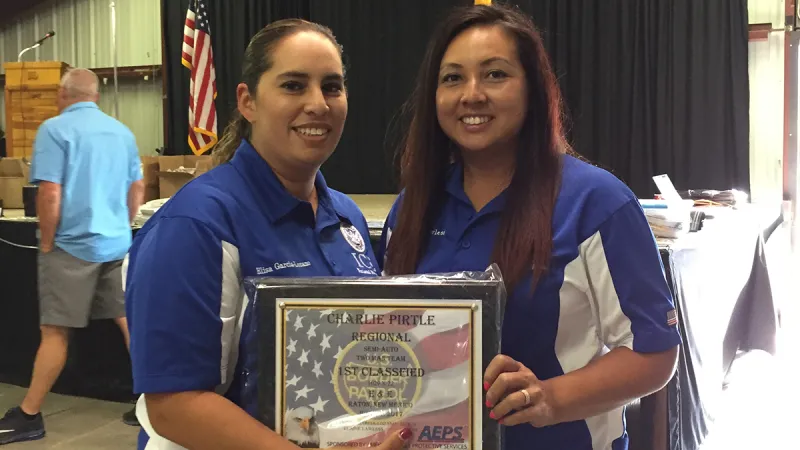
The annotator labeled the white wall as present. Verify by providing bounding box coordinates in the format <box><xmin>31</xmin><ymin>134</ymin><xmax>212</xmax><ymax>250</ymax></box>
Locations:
<box><xmin>748</xmin><ymin>0</ymin><xmax>787</xmax><ymax>203</ymax></box>
<box><xmin>0</xmin><ymin>0</ymin><xmax>163</xmax><ymax>156</ymax></box>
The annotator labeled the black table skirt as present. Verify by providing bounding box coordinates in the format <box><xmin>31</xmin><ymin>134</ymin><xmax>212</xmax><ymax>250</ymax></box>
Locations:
<box><xmin>0</xmin><ymin>219</ymin><xmax>134</xmax><ymax>403</ymax></box>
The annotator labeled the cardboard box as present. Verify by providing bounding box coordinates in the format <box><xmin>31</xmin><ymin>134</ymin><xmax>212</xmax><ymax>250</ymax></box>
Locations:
<box><xmin>157</xmin><ymin>155</ymin><xmax>212</xmax><ymax>198</ymax></box>
<box><xmin>0</xmin><ymin>158</ymin><xmax>30</xmax><ymax>208</ymax></box>
<box><xmin>141</xmin><ymin>156</ymin><xmax>160</xmax><ymax>202</ymax></box>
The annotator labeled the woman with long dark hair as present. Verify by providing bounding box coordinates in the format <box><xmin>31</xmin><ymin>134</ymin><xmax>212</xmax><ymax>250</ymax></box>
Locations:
<box><xmin>124</xmin><ymin>19</ymin><xmax>410</xmax><ymax>450</ymax></box>
<box><xmin>380</xmin><ymin>4</ymin><xmax>680</xmax><ymax>449</ymax></box>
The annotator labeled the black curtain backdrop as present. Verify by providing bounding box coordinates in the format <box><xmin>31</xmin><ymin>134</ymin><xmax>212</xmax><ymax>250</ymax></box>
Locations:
<box><xmin>162</xmin><ymin>0</ymin><xmax>750</xmax><ymax>198</ymax></box>
<box><xmin>514</xmin><ymin>0</ymin><xmax>751</xmax><ymax>197</ymax></box>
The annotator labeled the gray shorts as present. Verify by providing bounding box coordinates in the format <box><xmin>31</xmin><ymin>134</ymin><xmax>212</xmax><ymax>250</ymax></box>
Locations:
<box><xmin>38</xmin><ymin>247</ymin><xmax>125</xmax><ymax>328</ymax></box>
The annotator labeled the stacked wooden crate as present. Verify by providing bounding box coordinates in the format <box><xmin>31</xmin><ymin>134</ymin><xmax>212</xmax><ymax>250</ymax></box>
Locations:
<box><xmin>3</xmin><ymin>61</ymin><xmax>68</xmax><ymax>159</ymax></box>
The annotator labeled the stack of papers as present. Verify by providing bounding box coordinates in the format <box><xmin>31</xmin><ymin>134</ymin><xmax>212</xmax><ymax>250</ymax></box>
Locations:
<box><xmin>643</xmin><ymin>175</ymin><xmax>692</xmax><ymax>239</ymax></box>
<box><xmin>645</xmin><ymin>209</ymin><xmax>688</xmax><ymax>239</ymax></box>
<box><xmin>132</xmin><ymin>198</ymin><xmax>169</xmax><ymax>228</ymax></box>
<box><xmin>640</xmin><ymin>200</ymin><xmax>691</xmax><ymax>239</ymax></box>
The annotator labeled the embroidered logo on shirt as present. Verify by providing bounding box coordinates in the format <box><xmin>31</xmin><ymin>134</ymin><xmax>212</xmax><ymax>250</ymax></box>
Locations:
<box><xmin>340</xmin><ymin>223</ymin><xmax>366</xmax><ymax>253</ymax></box>
<box><xmin>351</xmin><ymin>252</ymin><xmax>377</xmax><ymax>275</ymax></box>
<box><xmin>666</xmin><ymin>309</ymin><xmax>678</xmax><ymax>327</ymax></box>
<box><xmin>431</xmin><ymin>229</ymin><xmax>446</xmax><ymax>236</ymax></box>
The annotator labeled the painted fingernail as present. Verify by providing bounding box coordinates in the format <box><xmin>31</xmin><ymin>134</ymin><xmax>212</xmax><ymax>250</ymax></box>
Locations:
<box><xmin>483</xmin><ymin>381</ymin><xmax>490</xmax><ymax>391</ymax></box>
<box><xmin>485</xmin><ymin>399</ymin><xmax>492</xmax><ymax>408</ymax></box>
<box><xmin>399</xmin><ymin>428</ymin><xmax>413</xmax><ymax>441</ymax></box>
<box><xmin>489</xmin><ymin>411</ymin><xmax>496</xmax><ymax>419</ymax></box>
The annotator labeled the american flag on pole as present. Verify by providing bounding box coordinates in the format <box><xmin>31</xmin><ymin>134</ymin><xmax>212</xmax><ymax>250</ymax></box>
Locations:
<box><xmin>182</xmin><ymin>0</ymin><xmax>218</xmax><ymax>155</ymax></box>
<box><xmin>281</xmin><ymin>306</ymin><xmax>474</xmax><ymax>449</ymax></box>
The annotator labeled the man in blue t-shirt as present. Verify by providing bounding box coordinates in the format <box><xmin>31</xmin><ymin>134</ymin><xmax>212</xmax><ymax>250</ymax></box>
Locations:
<box><xmin>0</xmin><ymin>68</ymin><xmax>144</xmax><ymax>445</ymax></box>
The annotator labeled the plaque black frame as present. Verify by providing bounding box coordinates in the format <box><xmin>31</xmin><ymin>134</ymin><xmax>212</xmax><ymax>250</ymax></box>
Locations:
<box><xmin>246</xmin><ymin>275</ymin><xmax>506</xmax><ymax>450</ymax></box>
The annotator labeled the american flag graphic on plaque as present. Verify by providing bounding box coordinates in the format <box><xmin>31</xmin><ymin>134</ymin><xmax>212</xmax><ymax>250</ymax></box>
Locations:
<box><xmin>278</xmin><ymin>301</ymin><xmax>477</xmax><ymax>450</ymax></box>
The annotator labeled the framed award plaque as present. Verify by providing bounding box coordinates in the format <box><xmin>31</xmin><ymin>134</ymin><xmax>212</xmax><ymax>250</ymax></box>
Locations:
<box><xmin>246</xmin><ymin>271</ymin><xmax>506</xmax><ymax>450</ymax></box>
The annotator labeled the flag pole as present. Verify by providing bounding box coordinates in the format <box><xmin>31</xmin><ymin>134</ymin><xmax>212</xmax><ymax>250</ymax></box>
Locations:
<box><xmin>110</xmin><ymin>1</ymin><xmax>119</xmax><ymax>118</ymax></box>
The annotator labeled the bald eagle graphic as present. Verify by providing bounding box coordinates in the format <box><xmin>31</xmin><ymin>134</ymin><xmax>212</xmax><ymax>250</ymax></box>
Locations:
<box><xmin>285</xmin><ymin>407</ymin><xmax>320</xmax><ymax>448</ymax></box>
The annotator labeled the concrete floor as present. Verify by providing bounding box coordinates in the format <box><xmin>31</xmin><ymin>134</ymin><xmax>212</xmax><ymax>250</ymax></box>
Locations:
<box><xmin>0</xmin><ymin>384</ymin><xmax>138</xmax><ymax>449</ymax></box>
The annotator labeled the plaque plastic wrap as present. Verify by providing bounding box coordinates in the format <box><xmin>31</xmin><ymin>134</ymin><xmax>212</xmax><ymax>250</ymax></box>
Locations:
<box><xmin>243</xmin><ymin>265</ymin><xmax>507</xmax><ymax>450</ymax></box>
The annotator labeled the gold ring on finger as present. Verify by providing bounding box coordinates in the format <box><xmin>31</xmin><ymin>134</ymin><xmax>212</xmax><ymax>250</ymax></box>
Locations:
<box><xmin>520</xmin><ymin>388</ymin><xmax>531</xmax><ymax>406</ymax></box>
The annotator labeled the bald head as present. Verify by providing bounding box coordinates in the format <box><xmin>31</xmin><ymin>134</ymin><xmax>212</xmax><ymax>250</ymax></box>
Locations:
<box><xmin>58</xmin><ymin>68</ymin><xmax>99</xmax><ymax>111</ymax></box>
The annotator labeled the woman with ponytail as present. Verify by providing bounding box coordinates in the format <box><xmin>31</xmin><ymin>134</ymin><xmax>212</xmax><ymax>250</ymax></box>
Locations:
<box><xmin>122</xmin><ymin>19</ymin><xmax>410</xmax><ymax>450</ymax></box>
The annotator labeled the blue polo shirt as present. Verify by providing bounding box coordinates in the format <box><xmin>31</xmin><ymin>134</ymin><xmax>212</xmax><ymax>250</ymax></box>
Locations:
<box><xmin>378</xmin><ymin>155</ymin><xmax>681</xmax><ymax>450</ymax></box>
<box><xmin>29</xmin><ymin>101</ymin><xmax>142</xmax><ymax>262</ymax></box>
<box><xmin>123</xmin><ymin>140</ymin><xmax>379</xmax><ymax>449</ymax></box>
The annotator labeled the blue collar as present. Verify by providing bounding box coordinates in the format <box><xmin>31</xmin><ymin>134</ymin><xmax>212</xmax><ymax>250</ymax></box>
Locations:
<box><xmin>62</xmin><ymin>102</ymin><xmax>99</xmax><ymax>113</ymax></box>
<box><xmin>229</xmin><ymin>139</ymin><xmax>354</xmax><ymax>226</ymax></box>
<box><xmin>444</xmin><ymin>162</ymin><xmax>508</xmax><ymax>215</ymax></box>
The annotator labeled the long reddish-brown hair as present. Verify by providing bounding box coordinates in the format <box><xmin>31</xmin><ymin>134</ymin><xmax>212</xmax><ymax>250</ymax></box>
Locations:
<box><xmin>384</xmin><ymin>3</ymin><xmax>570</xmax><ymax>291</ymax></box>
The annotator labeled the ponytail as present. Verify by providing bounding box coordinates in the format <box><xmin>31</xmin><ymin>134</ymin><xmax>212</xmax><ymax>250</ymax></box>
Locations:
<box><xmin>212</xmin><ymin>111</ymin><xmax>250</xmax><ymax>167</ymax></box>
